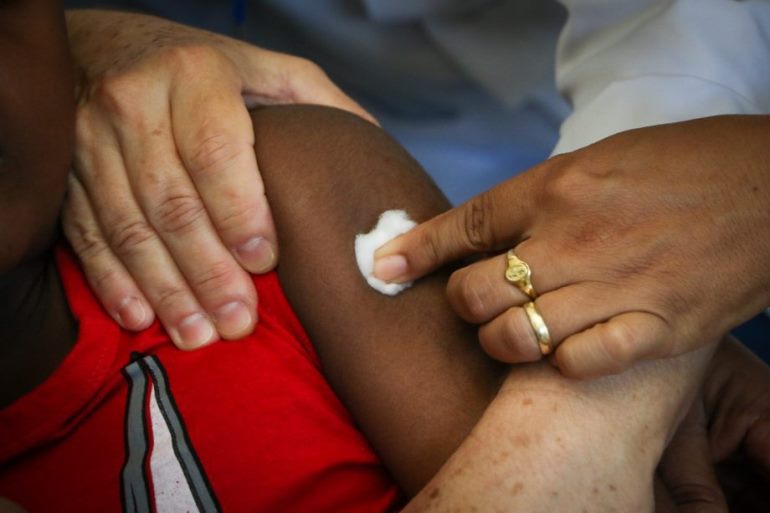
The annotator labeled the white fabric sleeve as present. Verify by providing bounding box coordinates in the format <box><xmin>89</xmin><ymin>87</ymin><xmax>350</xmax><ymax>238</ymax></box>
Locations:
<box><xmin>553</xmin><ymin>0</ymin><xmax>770</xmax><ymax>155</ymax></box>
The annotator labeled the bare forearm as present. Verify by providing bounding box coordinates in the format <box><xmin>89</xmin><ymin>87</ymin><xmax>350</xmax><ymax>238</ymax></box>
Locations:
<box><xmin>405</xmin><ymin>347</ymin><xmax>713</xmax><ymax>512</ymax></box>
<box><xmin>248</xmin><ymin>105</ymin><xmax>712</xmax><ymax>507</ymax></box>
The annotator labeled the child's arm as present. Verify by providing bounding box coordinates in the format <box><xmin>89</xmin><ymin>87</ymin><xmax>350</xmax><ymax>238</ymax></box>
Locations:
<box><xmin>250</xmin><ymin>105</ymin><xmax>711</xmax><ymax>507</ymax></box>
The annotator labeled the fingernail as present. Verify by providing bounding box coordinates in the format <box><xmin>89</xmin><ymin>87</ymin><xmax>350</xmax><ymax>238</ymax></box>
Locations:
<box><xmin>235</xmin><ymin>237</ymin><xmax>276</xmax><ymax>273</ymax></box>
<box><xmin>172</xmin><ymin>313</ymin><xmax>216</xmax><ymax>349</ymax></box>
<box><xmin>115</xmin><ymin>297</ymin><xmax>148</xmax><ymax>329</ymax></box>
<box><xmin>214</xmin><ymin>301</ymin><xmax>253</xmax><ymax>339</ymax></box>
<box><xmin>373</xmin><ymin>255</ymin><xmax>408</xmax><ymax>282</ymax></box>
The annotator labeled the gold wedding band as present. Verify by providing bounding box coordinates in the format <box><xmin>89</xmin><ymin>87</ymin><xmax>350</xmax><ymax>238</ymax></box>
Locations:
<box><xmin>505</xmin><ymin>250</ymin><xmax>537</xmax><ymax>299</ymax></box>
<box><xmin>523</xmin><ymin>301</ymin><xmax>553</xmax><ymax>356</ymax></box>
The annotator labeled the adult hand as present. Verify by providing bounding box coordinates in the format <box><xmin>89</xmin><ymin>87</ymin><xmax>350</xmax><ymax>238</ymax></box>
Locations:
<box><xmin>374</xmin><ymin>116</ymin><xmax>770</xmax><ymax>377</ymax></box>
<box><xmin>656</xmin><ymin>337</ymin><xmax>770</xmax><ymax>512</ymax></box>
<box><xmin>62</xmin><ymin>10</ymin><xmax>374</xmax><ymax>348</ymax></box>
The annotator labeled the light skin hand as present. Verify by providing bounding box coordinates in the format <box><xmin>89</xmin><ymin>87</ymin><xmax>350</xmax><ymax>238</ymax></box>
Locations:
<box><xmin>404</xmin><ymin>345</ymin><xmax>714</xmax><ymax>512</ymax></box>
<box><xmin>374</xmin><ymin>115</ymin><xmax>770</xmax><ymax>378</ymax></box>
<box><xmin>62</xmin><ymin>10</ymin><xmax>375</xmax><ymax>348</ymax></box>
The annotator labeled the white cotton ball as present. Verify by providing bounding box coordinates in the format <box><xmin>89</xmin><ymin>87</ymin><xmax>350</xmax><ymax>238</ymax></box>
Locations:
<box><xmin>355</xmin><ymin>210</ymin><xmax>416</xmax><ymax>296</ymax></box>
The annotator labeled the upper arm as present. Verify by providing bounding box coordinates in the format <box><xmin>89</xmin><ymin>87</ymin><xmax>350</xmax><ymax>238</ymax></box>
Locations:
<box><xmin>249</xmin><ymin>105</ymin><xmax>505</xmax><ymax>494</ymax></box>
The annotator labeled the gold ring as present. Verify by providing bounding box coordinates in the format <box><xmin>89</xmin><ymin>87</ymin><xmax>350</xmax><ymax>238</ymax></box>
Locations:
<box><xmin>523</xmin><ymin>301</ymin><xmax>553</xmax><ymax>355</ymax></box>
<box><xmin>505</xmin><ymin>250</ymin><xmax>537</xmax><ymax>299</ymax></box>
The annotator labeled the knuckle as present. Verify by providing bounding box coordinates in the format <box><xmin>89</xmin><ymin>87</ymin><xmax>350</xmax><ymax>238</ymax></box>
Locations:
<box><xmin>189</xmin><ymin>260</ymin><xmax>239</xmax><ymax>294</ymax></box>
<box><xmin>73</xmin><ymin>105</ymin><xmax>98</xmax><ymax>148</ymax></box>
<box><xmin>290</xmin><ymin>56</ymin><xmax>325</xmax><ymax>79</ymax></box>
<box><xmin>505</xmin><ymin>311</ymin><xmax>532</xmax><ymax>345</ymax></box>
<box><xmin>92</xmin><ymin>71</ymin><xmax>151</xmax><ymax>125</ymax></box>
<box><xmin>462</xmin><ymin>193</ymin><xmax>496</xmax><ymax>251</ymax></box>
<box><xmin>216</xmin><ymin>200</ymin><xmax>263</xmax><ymax>238</ymax></box>
<box><xmin>553</xmin><ymin>347</ymin><xmax>582</xmax><ymax>379</ymax></box>
<box><xmin>153</xmin><ymin>284</ymin><xmax>194</xmax><ymax>314</ymax></box>
<box><xmin>600</xmin><ymin>320</ymin><xmax>639</xmax><ymax>373</ymax></box>
<box><xmin>480</xmin><ymin>310</ymin><xmax>534</xmax><ymax>362</ymax></box>
<box><xmin>539</xmin><ymin>157</ymin><xmax>599</xmax><ymax>208</ymax></box>
<box><xmin>414</xmin><ymin>227</ymin><xmax>443</xmax><ymax>270</ymax></box>
<box><xmin>187</xmin><ymin>133</ymin><xmax>250</xmax><ymax>176</ymax></box>
<box><xmin>164</xmin><ymin>44</ymin><xmax>229</xmax><ymax>77</ymax></box>
<box><xmin>64</xmin><ymin>215</ymin><xmax>110</xmax><ymax>263</ymax></box>
<box><xmin>153</xmin><ymin>193</ymin><xmax>207</xmax><ymax>235</ymax></box>
<box><xmin>284</xmin><ymin>57</ymin><xmax>333</xmax><ymax>100</ymax></box>
<box><xmin>106</xmin><ymin>217</ymin><xmax>157</xmax><ymax>255</ymax></box>
<box><xmin>448</xmin><ymin>268</ymin><xmax>489</xmax><ymax>323</ymax></box>
<box><xmin>88</xmin><ymin>265</ymin><xmax>125</xmax><ymax>296</ymax></box>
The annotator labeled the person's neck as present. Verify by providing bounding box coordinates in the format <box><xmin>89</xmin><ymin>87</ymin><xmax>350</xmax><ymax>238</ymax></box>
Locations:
<box><xmin>0</xmin><ymin>249</ymin><xmax>77</xmax><ymax>408</ymax></box>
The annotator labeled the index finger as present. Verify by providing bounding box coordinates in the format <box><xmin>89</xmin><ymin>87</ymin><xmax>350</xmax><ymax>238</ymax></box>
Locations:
<box><xmin>372</xmin><ymin>172</ymin><xmax>537</xmax><ymax>283</ymax></box>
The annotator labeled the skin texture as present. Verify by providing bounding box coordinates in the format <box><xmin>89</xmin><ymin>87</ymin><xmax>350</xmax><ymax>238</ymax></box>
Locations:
<box><xmin>248</xmin><ymin>105</ymin><xmax>715</xmax><ymax>509</ymax></box>
<box><xmin>0</xmin><ymin>1</ymin><xmax>762</xmax><ymax>506</ymax></box>
<box><xmin>0</xmin><ymin>0</ymin><xmax>77</xmax><ymax>408</ymax></box>
<box><xmin>62</xmin><ymin>10</ymin><xmax>374</xmax><ymax>348</ymax></box>
<box><xmin>0</xmin><ymin>0</ymin><xmax>74</xmax><ymax>273</ymax></box>
<box><xmin>373</xmin><ymin>116</ymin><xmax>770</xmax><ymax>378</ymax></box>
<box><xmin>0</xmin><ymin>44</ymin><xmax>756</xmax><ymax>503</ymax></box>
<box><xmin>250</xmin><ymin>105</ymin><xmax>505</xmax><ymax>492</ymax></box>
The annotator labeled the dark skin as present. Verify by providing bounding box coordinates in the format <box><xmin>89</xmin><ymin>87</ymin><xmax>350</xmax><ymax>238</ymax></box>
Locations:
<box><xmin>65</xmin><ymin>104</ymin><xmax>505</xmax><ymax>493</ymax></box>
<box><xmin>0</xmin><ymin>3</ymin><xmax>761</xmax><ymax>507</ymax></box>
<box><xmin>251</xmin><ymin>105</ymin><xmax>505</xmax><ymax>492</ymax></box>
<box><xmin>0</xmin><ymin>0</ymin><xmax>76</xmax><ymax>408</ymax></box>
<box><xmin>0</xmin><ymin>0</ymin><xmax>502</xmax><ymax>487</ymax></box>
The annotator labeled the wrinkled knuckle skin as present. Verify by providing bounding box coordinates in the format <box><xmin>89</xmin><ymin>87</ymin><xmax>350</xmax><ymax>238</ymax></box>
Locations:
<box><xmin>463</xmin><ymin>193</ymin><xmax>495</xmax><ymax>251</ymax></box>
<box><xmin>89</xmin><ymin>266</ymin><xmax>124</xmax><ymax>296</ymax></box>
<box><xmin>153</xmin><ymin>194</ymin><xmax>207</xmax><ymax>235</ymax></box>
<box><xmin>188</xmin><ymin>134</ymin><xmax>247</xmax><ymax>176</ymax></box>
<box><xmin>64</xmin><ymin>213</ymin><xmax>110</xmax><ymax>263</ymax></box>
<box><xmin>415</xmin><ymin>227</ymin><xmax>443</xmax><ymax>271</ymax></box>
<box><xmin>153</xmin><ymin>285</ymin><xmax>193</xmax><ymax>315</ymax></box>
<box><xmin>216</xmin><ymin>201</ymin><xmax>262</xmax><ymax>239</ymax></box>
<box><xmin>190</xmin><ymin>260</ymin><xmax>240</xmax><ymax>295</ymax></box>
<box><xmin>107</xmin><ymin>218</ymin><xmax>157</xmax><ymax>255</ymax></box>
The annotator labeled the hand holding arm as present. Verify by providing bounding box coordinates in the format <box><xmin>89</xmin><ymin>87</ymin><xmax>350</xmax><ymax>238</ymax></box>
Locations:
<box><xmin>63</xmin><ymin>10</ymin><xmax>373</xmax><ymax>348</ymax></box>
<box><xmin>374</xmin><ymin>115</ymin><xmax>770</xmax><ymax>378</ymax></box>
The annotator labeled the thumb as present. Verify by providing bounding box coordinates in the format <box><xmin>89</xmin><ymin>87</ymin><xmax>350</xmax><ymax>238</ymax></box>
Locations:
<box><xmin>240</xmin><ymin>47</ymin><xmax>378</xmax><ymax>125</ymax></box>
<box><xmin>659</xmin><ymin>400</ymin><xmax>728</xmax><ymax>513</ymax></box>
<box><xmin>372</xmin><ymin>173</ymin><xmax>537</xmax><ymax>283</ymax></box>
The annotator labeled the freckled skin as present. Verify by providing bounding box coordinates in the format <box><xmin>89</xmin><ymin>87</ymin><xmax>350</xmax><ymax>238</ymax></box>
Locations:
<box><xmin>513</xmin><ymin>434</ymin><xmax>531</xmax><ymax>448</ymax></box>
